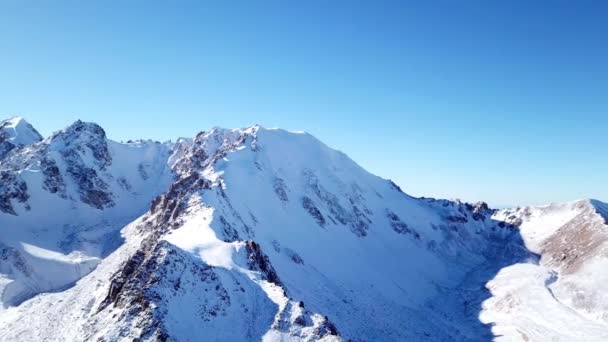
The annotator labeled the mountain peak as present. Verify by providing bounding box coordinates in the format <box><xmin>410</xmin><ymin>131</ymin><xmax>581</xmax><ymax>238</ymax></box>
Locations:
<box><xmin>49</xmin><ymin>120</ymin><xmax>108</xmax><ymax>148</ymax></box>
<box><xmin>62</xmin><ymin>119</ymin><xmax>106</xmax><ymax>137</ymax></box>
<box><xmin>0</xmin><ymin>116</ymin><xmax>43</xmax><ymax>145</ymax></box>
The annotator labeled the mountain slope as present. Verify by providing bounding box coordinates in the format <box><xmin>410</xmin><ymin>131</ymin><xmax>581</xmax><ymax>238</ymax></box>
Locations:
<box><xmin>481</xmin><ymin>200</ymin><xmax>608</xmax><ymax>341</ymax></box>
<box><xmin>0</xmin><ymin>118</ymin><xmax>607</xmax><ymax>341</ymax></box>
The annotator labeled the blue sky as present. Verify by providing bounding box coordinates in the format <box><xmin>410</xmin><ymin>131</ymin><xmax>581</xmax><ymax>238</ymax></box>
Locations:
<box><xmin>1</xmin><ymin>1</ymin><xmax>607</xmax><ymax>207</ymax></box>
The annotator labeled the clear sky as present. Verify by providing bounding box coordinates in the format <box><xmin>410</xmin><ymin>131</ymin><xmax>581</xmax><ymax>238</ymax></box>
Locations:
<box><xmin>1</xmin><ymin>1</ymin><xmax>607</xmax><ymax>207</ymax></box>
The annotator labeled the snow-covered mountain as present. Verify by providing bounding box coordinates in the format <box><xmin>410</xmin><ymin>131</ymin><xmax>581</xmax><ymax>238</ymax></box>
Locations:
<box><xmin>0</xmin><ymin>117</ymin><xmax>43</xmax><ymax>160</ymax></box>
<box><xmin>0</xmin><ymin>118</ymin><xmax>173</xmax><ymax>308</ymax></box>
<box><xmin>0</xmin><ymin>118</ymin><xmax>606</xmax><ymax>341</ymax></box>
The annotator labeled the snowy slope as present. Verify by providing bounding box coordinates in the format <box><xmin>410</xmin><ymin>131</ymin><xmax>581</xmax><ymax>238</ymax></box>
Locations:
<box><xmin>1</xmin><ymin>118</ymin><xmax>607</xmax><ymax>341</ymax></box>
<box><xmin>166</xmin><ymin>127</ymin><xmax>530</xmax><ymax>341</ymax></box>
<box><xmin>481</xmin><ymin>200</ymin><xmax>608</xmax><ymax>341</ymax></box>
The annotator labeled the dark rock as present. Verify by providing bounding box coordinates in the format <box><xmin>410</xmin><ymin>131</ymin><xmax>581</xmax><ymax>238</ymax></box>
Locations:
<box><xmin>245</xmin><ymin>241</ymin><xmax>282</xmax><ymax>286</ymax></box>
<box><xmin>273</xmin><ymin>177</ymin><xmax>289</xmax><ymax>202</ymax></box>
<box><xmin>302</xmin><ymin>196</ymin><xmax>326</xmax><ymax>227</ymax></box>
<box><xmin>40</xmin><ymin>157</ymin><xmax>67</xmax><ymax>197</ymax></box>
<box><xmin>0</xmin><ymin>171</ymin><xmax>29</xmax><ymax>215</ymax></box>
<box><xmin>386</xmin><ymin>209</ymin><xmax>412</xmax><ymax>235</ymax></box>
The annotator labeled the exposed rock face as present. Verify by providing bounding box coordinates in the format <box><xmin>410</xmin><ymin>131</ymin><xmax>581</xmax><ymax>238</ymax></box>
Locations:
<box><xmin>302</xmin><ymin>196</ymin><xmax>326</xmax><ymax>227</ymax></box>
<box><xmin>273</xmin><ymin>177</ymin><xmax>289</xmax><ymax>202</ymax></box>
<box><xmin>386</xmin><ymin>209</ymin><xmax>411</xmax><ymax>235</ymax></box>
<box><xmin>245</xmin><ymin>240</ymin><xmax>282</xmax><ymax>286</ymax></box>
<box><xmin>0</xmin><ymin>118</ymin><xmax>40</xmax><ymax>214</ymax></box>
<box><xmin>40</xmin><ymin>157</ymin><xmax>67</xmax><ymax>197</ymax></box>
<box><xmin>0</xmin><ymin>133</ymin><xmax>16</xmax><ymax>161</ymax></box>
<box><xmin>52</xmin><ymin>120</ymin><xmax>112</xmax><ymax>167</ymax></box>
<box><xmin>541</xmin><ymin>202</ymin><xmax>608</xmax><ymax>274</ymax></box>
<box><xmin>0</xmin><ymin>120</ymin><xmax>116</xmax><ymax>211</ymax></box>
<box><xmin>0</xmin><ymin>171</ymin><xmax>29</xmax><ymax>215</ymax></box>
<box><xmin>0</xmin><ymin>120</ymin><xmax>172</xmax><ymax>215</ymax></box>
<box><xmin>52</xmin><ymin>121</ymin><xmax>115</xmax><ymax>209</ymax></box>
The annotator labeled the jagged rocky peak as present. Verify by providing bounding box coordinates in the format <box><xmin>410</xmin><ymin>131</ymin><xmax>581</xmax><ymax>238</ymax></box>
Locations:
<box><xmin>48</xmin><ymin>119</ymin><xmax>109</xmax><ymax>149</ymax></box>
<box><xmin>56</xmin><ymin>119</ymin><xmax>107</xmax><ymax>139</ymax></box>
<box><xmin>170</xmin><ymin>125</ymin><xmax>259</xmax><ymax>177</ymax></box>
<box><xmin>0</xmin><ymin>116</ymin><xmax>43</xmax><ymax>160</ymax></box>
<box><xmin>0</xmin><ymin>116</ymin><xmax>43</xmax><ymax>145</ymax></box>
<box><xmin>0</xmin><ymin>119</ymin><xmax>174</xmax><ymax>215</ymax></box>
<box><xmin>49</xmin><ymin>119</ymin><xmax>111</xmax><ymax>166</ymax></box>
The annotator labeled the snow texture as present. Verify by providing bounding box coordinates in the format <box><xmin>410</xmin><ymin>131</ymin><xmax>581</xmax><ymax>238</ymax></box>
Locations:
<box><xmin>1</xmin><ymin>118</ymin><xmax>607</xmax><ymax>341</ymax></box>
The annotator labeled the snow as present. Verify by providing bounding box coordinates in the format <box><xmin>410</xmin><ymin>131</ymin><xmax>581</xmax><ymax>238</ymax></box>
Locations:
<box><xmin>0</xmin><ymin>216</ymin><xmax>151</xmax><ymax>341</ymax></box>
<box><xmin>551</xmin><ymin>256</ymin><xmax>608</xmax><ymax>323</ymax></box>
<box><xmin>163</xmin><ymin>203</ymin><xmax>343</xmax><ymax>341</ymax></box>
<box><xmin>481</xmin><ymin>263</ymin><xmax>608</xmax><ymax>341</ymax></box>
<box><xmin>493</xmin><ymin>200</ymin><xmax>584</xmax><ymax>253</ymax></box>
<box><xmin>160</xmin><ymin>126</ymin><xmax>529</xmax><ymax>340</ymax></box>
<box><xmin>2</xmin><ymin>242</ymin><xmax>100</xmax><ymax>307</ymax></box>
<box><xmin>0</xmin><ymin>117</ymin><xmax>42</xmax><ymax>146</ymax></box>
<box><xmin>483</xmin><ymin>199</ymin><xmax>608</xmax><ymax>341</ymax></box>
<box><xmin>0</xmin><ymin>120</ymin><xmax>174</xmax><ymax>310</ymax></box>
<box><xmin>165</xmin><ymin>205</ymin><xmax>238</xmax><ymax>270</ymax></box>
<box><xmin>2</xmin><ymin>119</ymin><xmax>608</xmax><ymax>341</ymax></box>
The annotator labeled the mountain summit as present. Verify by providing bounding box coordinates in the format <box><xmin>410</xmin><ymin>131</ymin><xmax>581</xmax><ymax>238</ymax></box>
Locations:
<box><xmin>0</xmin><ymin>119</ymin><xmax>607</xmax><ymax>341</ymax></box>
<box><xmin>0</xmin><ymin>117</ymin><xmax>43</xmax><ymax>159</ymax></box>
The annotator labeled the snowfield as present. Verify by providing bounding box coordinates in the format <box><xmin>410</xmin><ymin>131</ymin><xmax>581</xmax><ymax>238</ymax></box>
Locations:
<box><xmin>1</xmin><ymin>117</ymin><xmax>607</xmax><ymax>341</ymax></box>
